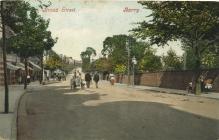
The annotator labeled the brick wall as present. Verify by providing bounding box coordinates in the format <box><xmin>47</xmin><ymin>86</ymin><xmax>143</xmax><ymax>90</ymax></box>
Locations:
<box><xmin>116</xmin><ymin>69</ymin><xmax>219</xmax><ymax>92</ymax></box>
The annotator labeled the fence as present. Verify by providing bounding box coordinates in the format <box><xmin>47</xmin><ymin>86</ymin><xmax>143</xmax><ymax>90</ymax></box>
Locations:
<box><xmin>116</xmin><ymin>69</ymin><xmax>219</xmax><ymax>92</ymax></box>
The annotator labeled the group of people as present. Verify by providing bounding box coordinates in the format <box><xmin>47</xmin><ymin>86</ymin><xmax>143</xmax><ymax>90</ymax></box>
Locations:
<box><xmin>71</xmin><ymin>71</ymin><xmax>100</xmax><ymax>89</ymax></box>
<box><xmin>85</xmin><ymin>72</ymin><xmax>100</xmax><ymax>88</ymax></box>
<box><xmin>70</xmin><ymin>70</ymin><xmax>117</xmax><ymax>90</ymax></box>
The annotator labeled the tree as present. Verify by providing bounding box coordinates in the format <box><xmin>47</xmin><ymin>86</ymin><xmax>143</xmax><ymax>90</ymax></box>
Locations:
<box><xmin>183</xmin><ymin>48</ymin><xmax>196</xmax><ymax>70</ymax></box>
<box><xmin>132</xmin><ymin>1</ymin><xmax>219</xmax><ymax>94</ymax></box>
<box><xmin>102</xmin><ymin>35</ymin><xmax>136</xmax><ymax>67</ymax></box>
<box><xmin>94</xmin><ymin>57</ymin><xmax>112</xmax><ymax>72</ymax></box>
<box><xmin>44</xmin><ymin>50</ymin><xmax>62</xmax><ymax>71</ymax></box>
<box><xmin>0</xmin><ymin>1</ymin><xmax>16</xmax><ymax>113</ymax></box>
<box><xmin>131</xmin><ymin>42</ymin><xmax>163</xmax><ymax>72</ymax></box>
<box><xmin>162</xmin><ymin>49</ymin><xmax>183</xmax><ymax>70</ymax></box>
<box><xmin>114</xmin><ymin>64</ymin><xmax>126</xmax><ymax>74</ymax></box>
<box><xmin>184</xmin><ymin>47</ymin><xmax>219</xmax><ymax>70</ymax></box>
<box><xmin>39</xmin><ymin>31</ymin><xmax>57</xmax><ymax>84</ymax></box>
<box><xmin>102</xmin><ymin>35</ymin><xmax>156</xmax><ymax>74</ymax></box>
<box><xmin>138</xmin><ymin>48</ymin><xmax>162</xmax><ymax>72</ymax></box>
<box><xmin>8</xmin><ymin>1</ymin><xmax>57</xmax><ymax>89</ymax></box>
<box><xmin>80</xmin><ymin>47</ymin><xmax>96</xmax><ymax>72</ymax></box>
<box><xmin>86</xmin><ymin>47</ymin><xmax>96</xmax><ymax>59</ymax></box>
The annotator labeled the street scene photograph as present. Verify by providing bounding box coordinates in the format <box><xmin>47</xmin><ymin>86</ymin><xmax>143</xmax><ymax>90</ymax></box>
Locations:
<box><xmin>0</xmin><ymin>0</ymin><xmax>219</xmax><ymax>140</ymax></box>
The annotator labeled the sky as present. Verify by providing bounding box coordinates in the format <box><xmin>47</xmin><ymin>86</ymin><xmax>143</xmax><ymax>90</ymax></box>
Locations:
<box><xmin>29</xmin><ymin>0</ymin><xmax>183</xmax><ymax>60</ymax></box>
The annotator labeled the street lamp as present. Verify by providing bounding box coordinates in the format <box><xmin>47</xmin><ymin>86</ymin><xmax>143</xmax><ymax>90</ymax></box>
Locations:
<box><xmin>132</xmin><ymin>56</ymin><xmax>137</xmax><ymax>86</ymax></box>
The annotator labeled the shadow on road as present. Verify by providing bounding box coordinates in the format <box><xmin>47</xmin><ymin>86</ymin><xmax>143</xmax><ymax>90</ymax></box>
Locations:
<box><xmin>17</xmin><ymin>85</ymin><xmax>219</xmax><ymax>140</ymax></box>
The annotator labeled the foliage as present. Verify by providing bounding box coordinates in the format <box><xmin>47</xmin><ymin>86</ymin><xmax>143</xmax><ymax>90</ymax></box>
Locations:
<box><xmin>9</xmin><ymin>2</ymin><xmax>50</xmax><ymax>58</ymax></box>
<box><xmin>183</xmin><ymin>47</ymin><xmax>219</xmax><ymax>70</ymax></box>
<box><xmin>80</xmin><ymin>47</ymin><xmax>96</xmax><ymax>72</ymax></box>
<box><xmin>133</xmin><ymin>1</ymin><xmax>219</xmax><ymax>68</ymax></box>
<box><xmin>130</xmin><ymin>42</ymin><xmax>151</xmax><ymax>68</ymax></box>
<box><xmin>133</xmin><ymin>2</ymin><xmax>219</xmax><ymax>46</ymax></box>
<box><xmin>114</xmin><ymin>64</ymin><xmax>126</xmax><ymax>74</ymax></box>
<box><xmin>2</xmin><ymin>1</ymin><xmax>22</xmax><ymax>33</ymax></box>
<box><xmin>3</xmin><ymin>1</ymin><xmax>57</xmax><ymax>88</ymax></box>
<box><xmin>138</xmin><ymin>48</ymin><xmax>162</xmax><ymax>72</ymax></box>
<box><xmin>102</xmin><ymin>35</ymin><xmax>136</xmax><ymax>66</ymax></box>
<box><xmin>44</xmin><ymin>50</ymin><xmax>62</xmax><ymax>71</ymax></box>
<box><xmin>80</xmin><ymin>47</ymin><xmax>96</xmax><ymax>60</ymax></box>
<box><xmin>101</xmin><ymin>35</ymin><xmax>151</xmax><ymax>73</ymax></box>
<box><xmin>94</xmin><ymin>57</ymin><xmax>112</xmax><ymax>72</ymax></box>
<box><xmin>201</xmin><ymin>52</ymin><xmax>218</xmax><ymax>68</ymax></box>
<box><xmin>183</xmin><ymin>48</ymin><xmax>196</xmax><ymax>70</ymax></box>
<box><xmin>162</xmin><ymin>49</ymin><xmax>183</xmax><ymax>70</ymax></box>
<box><xmin>132</xmin><ymin>1</ymin><xmax>219</xmax><ymax>94</ymax></box>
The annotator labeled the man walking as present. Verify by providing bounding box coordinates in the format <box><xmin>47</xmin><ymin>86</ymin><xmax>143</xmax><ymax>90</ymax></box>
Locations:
<box><xmin>85</xmin><ymin>73</ymin><xmax>91</xmax><ymax>88</ymax></box>
<box><xmin>93</xmin><ymin>72</ymin><xmax>100</xmax><ymax>88</ymax></box>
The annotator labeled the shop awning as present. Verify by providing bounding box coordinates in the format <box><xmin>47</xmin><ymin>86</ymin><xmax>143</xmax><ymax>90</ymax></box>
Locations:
<box><xmin>7</xmin><ymin>62</ymin><xmax>21</xmax><ymax>70</ymax></box>
<box><xmin>16</xmin><ymin>62</ymin><xmax>33</xmax><ymax>71</ymax></box>
<box><xmin>28</xmin><ymin>61</ymin><xmax>42</xmax><ymax>70</ymax></box>
<box><xmin>15</xmin><ymin>63</ymin><xmax>25</xmax><ymax>70</ymax></box>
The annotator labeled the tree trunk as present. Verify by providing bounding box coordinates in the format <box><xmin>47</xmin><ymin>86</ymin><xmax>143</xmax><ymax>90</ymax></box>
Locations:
<box><xmin>192</xmin><ymin>55</ymin><xmax>202</xmax><ymax>95</ymax></box>
<box><xmin>189</xmin><ymin>38</ymin><xmax>202</xmax><ymax>95</ymax></box>
<box><xmin>24</xmin><ymin>58</ymin><xmax>28</xmax><ymax>89</ymax></box>
<box><xmin>40</xmin><ymin>54</ymin><xmax>43</xmax><ymax>84</ymax></box>
<box><xmin>1</xmin><ymin>1</ymin><xmax>9</xmax><ymax>113</ymax></box>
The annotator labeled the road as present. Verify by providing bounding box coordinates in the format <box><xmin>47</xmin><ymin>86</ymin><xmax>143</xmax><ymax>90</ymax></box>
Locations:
<box><xmin>17</xmin><ymin>77</ymin><xmax>219</xmax><ymax>140</ymax></box>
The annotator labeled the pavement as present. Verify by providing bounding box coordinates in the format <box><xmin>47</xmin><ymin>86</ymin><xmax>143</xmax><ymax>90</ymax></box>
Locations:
<box><xmin>115</xmin><ymin>83</ymin><xmax>219</xmax><ymax>100</ymax></box>
<box><xmin>0</xmin><ymin>80</ymin><xmax>59</xmax><ymax>140</ymax></box>
<box><xmin>0</xmin><ymin>84</ymin><xmax>25</xmax><ymax>140</ymax></box>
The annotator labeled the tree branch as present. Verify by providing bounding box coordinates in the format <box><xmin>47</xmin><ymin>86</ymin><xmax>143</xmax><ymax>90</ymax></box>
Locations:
<box><xmin>200</xmin><ymin>39</ymin><xmax>217</xmax><ymax>53</ymax></box>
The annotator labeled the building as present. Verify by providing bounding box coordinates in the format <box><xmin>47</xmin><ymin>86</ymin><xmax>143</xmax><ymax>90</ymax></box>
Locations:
<box><xmin>0</xmin><ymin>47</ymin><xmax>42</xmax><ymax>85</ymax></box>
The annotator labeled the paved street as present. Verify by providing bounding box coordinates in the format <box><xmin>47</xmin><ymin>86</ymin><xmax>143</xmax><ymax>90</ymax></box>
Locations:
<box><xmin>17</xmin><ymin>78</ymin><xmax>219</xmax><ymax>140</ymax></box>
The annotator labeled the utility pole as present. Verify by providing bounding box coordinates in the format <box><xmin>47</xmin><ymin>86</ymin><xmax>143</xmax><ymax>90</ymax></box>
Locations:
<box><xmin>183</xmin><ymin>51</ymin><xmax>187</xmax><ymax>70</ymax></box>
<box><xmin>1</xmin><ymin>1</ymin><xmax>9</xmax><ymax>113</ymax></box>
<box><xmin>126</xmin><ymin>40</ymin><xmax>130</xmax><ymax>85</ymax></box>
<box><xmin>132</xmin><ymin>59</ymin><xmax>134</xmax><ymax>86</ymax></box>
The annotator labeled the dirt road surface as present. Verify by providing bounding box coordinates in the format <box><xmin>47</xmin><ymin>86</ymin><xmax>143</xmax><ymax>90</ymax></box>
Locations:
<box><xmin>17</xmin><ymin>78</ymin><xmax>219</xmax><ymax>140</ymax></box>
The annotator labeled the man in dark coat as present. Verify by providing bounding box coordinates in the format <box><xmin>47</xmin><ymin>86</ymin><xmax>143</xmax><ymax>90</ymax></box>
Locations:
<box><xmin>85</xmin><ymin>73</ymin><xmax>91</xmax><ymax>88</ymax></box>
<box><xmin>93</xmin><ymin>72</ymin><xmax>100</xmax><ymax>88</ymax></box>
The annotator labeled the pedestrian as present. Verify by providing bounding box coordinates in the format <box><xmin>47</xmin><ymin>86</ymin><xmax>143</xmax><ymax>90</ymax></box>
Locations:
<box><xmin>93</xmin><ymin>72</ymin><xmax>100</xmax><ymax>88</ymax></box>
<box><xmin>70</xmin><ymin>76</ymin><xmax>76</xmax><ymax>90</ymax></box>
<box><xmin>109</xmin><ymin>73</ymin><xmax>115</xmax><ymax>85</ymax></box>
<box><xmin>106</xmin><ymin>74</ymin><xmax>109</xmax><ymax>81</ymax></box>
<box><xmin>85</xmin><ymin>73</ymin><xmax>92</xmax><ymax>88</ymax></box>
<box><xmin>27</xmin><ymin>75</ymin><xmax>31</xmax><ymax>84</ymax></box>
<box><xmin>200</xmin><ymin>75</ymin><xmax>205</xmax><ymax>92</ymax></box>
